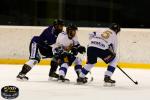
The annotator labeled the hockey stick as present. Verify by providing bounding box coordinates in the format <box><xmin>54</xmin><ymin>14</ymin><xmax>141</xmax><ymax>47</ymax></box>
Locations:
<box><xmin>117</xmin><ymin>65</ymin><xmax>138</xmax><ymax>85</ymax></box>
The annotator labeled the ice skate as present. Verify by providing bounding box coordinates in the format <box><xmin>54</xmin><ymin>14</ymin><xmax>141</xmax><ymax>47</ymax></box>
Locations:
<box><xmin>104</xmin><ymin>76</ymin><xmax>116</xmax><ymax>87</ymax></box>
<box><xmin>48</xmin><ymin>73</ymin><xmax>59</xmax><ymax>81</ymax></box>
<box><xmin>16</xmin><ymin>73</ymin><xmax>29</xmax><ymax>81</ymax></box>
<box><xmin>77</xmin><ymin>77</ymin><xmax>88</xmax><ymax>84</ymax></box>
<box><xmin>58</xmin><ymin>75</ymin><xmax>70</xmax><ymax>83</ymax></box>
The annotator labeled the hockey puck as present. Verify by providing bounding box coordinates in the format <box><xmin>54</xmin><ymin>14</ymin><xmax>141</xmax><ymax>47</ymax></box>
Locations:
<box><xmin>1</xmin><ymin>85</ymin><xmax>19</xmax><ymax>99</ymax></box>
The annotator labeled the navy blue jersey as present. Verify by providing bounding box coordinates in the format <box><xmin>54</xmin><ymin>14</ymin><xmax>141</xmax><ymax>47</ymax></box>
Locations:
<box><xmin>31</xmin><ymin>25</ymin><xmax>58</xmax><ymax>48</ymax></box>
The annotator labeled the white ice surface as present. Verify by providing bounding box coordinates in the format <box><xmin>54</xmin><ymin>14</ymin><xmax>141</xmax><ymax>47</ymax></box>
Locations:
<box><xmin>0</xmin><ymin>64</ymin><xmax>150</xmax><ymax>100</ymax></box>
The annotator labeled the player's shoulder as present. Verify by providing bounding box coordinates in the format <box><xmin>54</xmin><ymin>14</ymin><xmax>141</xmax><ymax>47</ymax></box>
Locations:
<box><xmin>42</xmin><ymin>25</ymin><xmax>53</xmax><ymax>33</ymax></box>
<box><xmin>44</xmin><ymin>25</ymin><xmax>53</xmax><ymax>30</ymax></box>
<box><xmin>58</xmin><ymin>32</ymin><xmax>67</xmax><ymax>37</ymax></box>
<box><xmin>47</xmin><ymin>25</ymin><xmax>53</xmax><ymax>29</ymax></box>
<box><xmin>102</xmin><ymin>28</ymin><xmax>116</xmax><ymax>35</ymax></box>
<box><xmin>59</xmin><ymin>31</ymin><xmax>67</xmax><ymax>35</ymax></box>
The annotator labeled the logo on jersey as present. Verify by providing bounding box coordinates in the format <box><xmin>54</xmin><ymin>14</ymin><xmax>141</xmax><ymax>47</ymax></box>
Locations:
<box><xmin>91</xmin><ymin>41</ymin><xmax>105</xmax><ymax>48</ymax></box>
<box><xmin>101</xmin><ymin>31</ymin><xmax>112</xmax><ymax>39</ymax></box>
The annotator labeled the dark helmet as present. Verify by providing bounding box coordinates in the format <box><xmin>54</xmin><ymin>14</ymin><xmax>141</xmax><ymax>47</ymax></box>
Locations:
<box><xmin>109</xmin><ymin>23</ymin><xmax>121</xmax><ymax>33</ymax></box>
<box><xmin>66</xmin><ymin>24</ymin><xmax>78</xmax><ymax>39</ymax></box>
<box><xmin>53</xmin><ymin>19</ymin><xmax>64</xmax><ymax>26</ymax></box>
<box><xmin>66</xmin><ymin>24</ymin><xmax>78</xmax><ymax>31</ymax></box>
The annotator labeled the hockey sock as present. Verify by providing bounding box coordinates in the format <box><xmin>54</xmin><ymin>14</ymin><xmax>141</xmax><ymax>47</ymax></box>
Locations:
<box><xmin>79</xmin><ymin>68</ymin><xmax>89</xmax><ymax>78</ymax></box>
<box><xmin>59</xmin><ymin>63</ymin><xmax>69</xmax><ymax>76</ymax></box>
<box><xmin>79</xmin><ymin>64</ymin><xmax>94</xmax><ymax>78</ymax></box>
<box><xmin>49</xmin><ymin>60</ymin><xmax>58</xmax><ymax>76</ymax></box>
<box><xmin>74</xmin><ymin>65</ymin><xmax>82</xmax><ymax>77</ymax></box>
<box><xmin>20</xmin><ymin>64</ymin><xmax>32</xmax><ymax>75</ymax></box>
<box><xmin>25</xmin><ymin>60</ymin><xmax>38</xmax><ymax>68</ymax></box>
<box><xmin>105</xmin><ymin>65</ymin><xmax>115</xmax><ymax>77</ymax></box>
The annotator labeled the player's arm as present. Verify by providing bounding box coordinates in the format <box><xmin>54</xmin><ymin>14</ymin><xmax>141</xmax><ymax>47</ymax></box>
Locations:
<box><xmin>108</xmin><ymin>33</ymin><xmax>118</xmax><ymax>54</ymax></box>
<box><xmin>113</xmin><ymin>35</ymin><xmax>118</xmax><ymax>53</ymax></box>
<box><xmin>71</xmin><ymin>44</ymin><xmax>86</xmax><ymax>55</ymax></box>
<box><xmin>71</xmin><ymin>36</ymin><xmax>86</xmax><ymax>55</ymax></box>
<box><xmin>89</xmin><ymin>32</ymin><xmax>96</xmax><ymax>40</ymax></box>
<box><xmin>52</xmin><ymin>33</ymin><xmax>70</xmax><ymax>59</ymax></box>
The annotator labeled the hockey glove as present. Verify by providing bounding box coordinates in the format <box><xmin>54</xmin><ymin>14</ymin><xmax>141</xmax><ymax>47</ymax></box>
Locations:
<box><xmin>78</xmin><ymin>46</ymin><xmax>86</xmax><ymax>54</ymax></box>
<box><xmin>53</xmin><ymin>47</ymin><xmax>64</xmax><ymax>59</ymax></box>
<box><xmin>71</xmin><ymin>47</ymin><xmax>78</xmax><ymax>55</ymax></box>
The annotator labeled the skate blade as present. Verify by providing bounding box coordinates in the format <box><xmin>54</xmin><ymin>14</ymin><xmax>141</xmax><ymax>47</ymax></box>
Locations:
<box><xmin>48</xmin><ymin>77</ymin><xmax>58</xmax><ymax>81</ymax></box>
<box><xmin>104</xmin><ymin>82</ymin><xmax>115</xmax><ymax>87</ymax></box>
<box><xmin>16</xmin><ymin>78</ymin><xmax>28</xmax><ymax>81</ymax></box>
<box><xmin>58</xmin><ymin>80</ymin><xmax>70</xmax><ymax>83</ymax></box>
<box><xmin>76</xmin><ymin>82</ymin><xmax>86</xmax><ymax>85</ymax></box>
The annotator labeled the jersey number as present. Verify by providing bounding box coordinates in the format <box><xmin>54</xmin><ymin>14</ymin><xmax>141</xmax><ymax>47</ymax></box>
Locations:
<box><xmin>101</xmin><ymin>31</ymin><xmax>112</xmax><ymax>39</ymax></box>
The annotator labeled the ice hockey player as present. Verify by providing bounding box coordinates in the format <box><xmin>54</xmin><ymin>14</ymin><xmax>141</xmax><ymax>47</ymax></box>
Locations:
<box><xmin>16</xmin><ymin>19</ymin><xmax>64</xmax><ymax>81</ymax></box>
<box><xmin>77</xmin><ymin>23</ymin><xmax>121</xmax><ymax>86</ymax></box>
<box><xmin>52</xmin><ymin>24</ymin><xmax>86</xmax><ymax>82</ymax></box>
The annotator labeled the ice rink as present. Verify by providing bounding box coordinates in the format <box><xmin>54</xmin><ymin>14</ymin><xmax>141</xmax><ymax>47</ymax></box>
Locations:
<box><xmin>0</xmin><ymin>64</ymin><xmax>150</xmax><ymax>100</ymax></box>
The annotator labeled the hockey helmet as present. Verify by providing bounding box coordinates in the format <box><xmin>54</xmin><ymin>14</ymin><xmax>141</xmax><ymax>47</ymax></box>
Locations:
<box><xmin>109</xmin><ymin>23</ymin><xmax>121</xmax><ymax>33</ymax></box>
<box><xmin>53</xmin><ymin>19</ymin><xmax>64</xmax><ymax>25</ymax></box>
<box><xmin>66</xmin><ymin>24</ymin><xmax>78</xmax><ymax>39</ymax></box>
<box><xmin>53</xmin><ymin>19</ymin><xmax>64</xmax><ymax>35</ymax></box>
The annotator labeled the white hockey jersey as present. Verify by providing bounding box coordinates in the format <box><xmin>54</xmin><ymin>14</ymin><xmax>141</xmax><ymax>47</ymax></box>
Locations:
<box><xmin>52</xmin><ymin>32</ymin><xmax>79</xmax><ymax>53</ymax></box>
<box><xmin>88</xmin><ymin>28</ymin><xmax>118</xmax><ymax>53</ymax></box>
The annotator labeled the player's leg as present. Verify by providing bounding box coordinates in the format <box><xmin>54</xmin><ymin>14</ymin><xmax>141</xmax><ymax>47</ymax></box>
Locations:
<box><xmin>16</xmin><ymin>42</ymin><xmax>40</xmax><ymax>81</ymax></box>
<box><xmin>17</xmin><ymin>60</ymin><xmax>39</xmax><ymax>81</ymax></box>
<box><xmin>77</xmin><ymin>47</ymin><xmax>97</xmax><ymax>84</ymax></box>
<box><xmin>73</xmin><ymin>57</ymin><xmax>82</xmax><ymax>78</ymax></box>
<box><xmin>66</xmin><ymin>54</ymin><xmax>81</xmax><ymax>78</ymax></box>
<box><xmin>39</xmin><ymin>45</ymin><xmax>59</xmax><ymax>79</ymax></box>
<box><xmin>58</xmin><ymin>62</ymin><xmax>70</xmax><ymax>82</ymax></box>
<box><xmin>101</xmin><ymin>49</ymin><xmax>118</xmax><ymax>86</ymax></box>
<box><xmin>48</xmin><ymin>58</ymin><xmax>59</xmax><ymax>80</ymax></box>
<box><xmin>58</xmin><ymin>53</ymin><xmax>78</xmax><ymax>82</ymax></box>
<box><xmin>57</xmin><ymin>53</ymin><xmax>72</xmax><ymax>82</ymax></box>
<box><xmin>104</xmin><ymin>56</ymin><xmax>118</xmax><ymax>86</ymax></box>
